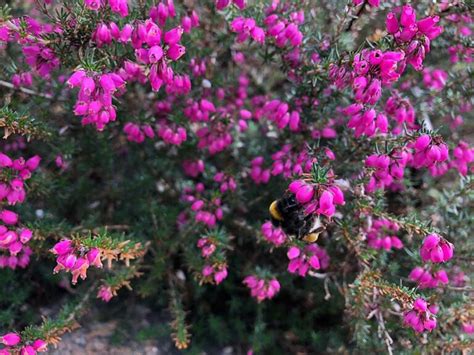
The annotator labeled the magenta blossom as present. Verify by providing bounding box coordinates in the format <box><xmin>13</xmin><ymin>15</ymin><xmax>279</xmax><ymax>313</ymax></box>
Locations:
<box><xmin>243</xmin><ymin>275</ymin><xmax>280</xmax><ymax>302</ymax></box>
<box><xmin>403</xmin><ymin>298</ymin><xmax>438</xmax><ymax>333</ymax></box>
<box><xmin>261</xmin><ymin>221</ymin><xmax>287</xmax><ymax>246</ymax></box>
<box><xmin>287</xmin><ymin>244</ymin><xmax>330</xmax><ymax>277</ymax></box>
<box><xmin>420</xmin><ymin>233</ymin><xmax>454</xmax><ymax>263</ymax></box>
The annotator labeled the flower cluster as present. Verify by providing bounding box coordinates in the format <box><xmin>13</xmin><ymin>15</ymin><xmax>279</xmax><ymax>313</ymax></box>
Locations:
<box><xmin>420</xmin><ymin>233</ymin><xmax>454</xmax><ymax>264</ymax></box>
<box><xmin>1</xmin><ymin>18</ymin><xmax>60</xmax><ymax>79</ymax></box>
<box><xmin>261</xmin><ymin>221</ymin><xmax>287</xmax><ymax>246</ymax></box>
<box><xmin>132</xmin><ymin>21</ymin><xmax>188</xmax><ymax>91</ymax></box>
<box><xmin>385</xmin><ymin>91</ymin><xmax>417</xmax><ymax>133</ymax></box>
<box><xmin>243</xmin><ymin>275</ymin><xmax>280</xmax><ymax>302</ymax></box>
<box><xmin>411</xmin><ymin>134</ymin><xmax>449</xmax><ymax>170</ymax></box>
<box><xmin>0</xmin><ymin>333</ymin><xmax>47</xmax><ymax>354</ymax></box>
<box><xmin>189</xmin><ymin>57</ymin><xmax>207</xmax><ymax>77</ymax></box>
<box><xmin>451</xmin><ymin>141</ymin><xmax>474</xmax><ymax>176</ymax></box>
<box><xmin>11</xmin><ymin>72</ymin><xmax>33</xmax><ymax>88</ymax></box>
<box><xmin>259</xmin><ymin>99</ymin><xmax>300</xmax><ymax>131</ymax></box>
<box><xmin>123</xmin><ymin>122</ymin><xmax>155</xmax><ymax>143</ymax></box>
<box><xmin>288</xmin><ymin>179</ymin><xmax>344</xmax><ymax>218</ymax></box>
<box><xmin>202</xmin><ymin>264</ymin><xmax>228</xmax><ymax>285</ymax></box>
<box><xmin>386</xmin><ymin>5</ymin><xmax>443</xmax><ymax>70</ymax></box>
<box><xmin>409</xmin><ymin>266</ymin><xmax>449</xmax><ymax>289</ymax></box>
<box><xmin>422</xmin><ymin>68</ymin><xmax>448</xmax><ymax>91</ymax></box>
<box><xmin>365</xmin><ymin>150</ymin><xmax>409</xmax><ymax>193</ymax></box>
<box><xmin>0</xmin><ymin>153</ymin><xmax>40</xmax><ymax>269</ymax></box>
<box><xmin>196</xmin><ymin>122</ymin><xmax>233</xmax><ymax>155</ymax></box>
<box><xmin>197</xmin><ymin>237</ymin><xmax>217</xmax><ymax>258</ymax></box>
<box><xmin>403</xmin><ymin>298</ymin><xmax>438</xmax><ymax>333</ymax></box>
<box><xmin>0</xmin><ymin>154</ymin><xmax>40</xmax><ymax>205</ymax></box>
<box><xmin>183</xmin><ymin>183</ymin><xmax>224</xmax><ymax>228</ymax></box>
<box><xmin>345</xmin><ymin>105</ymin><xmax>388</xmax><ymax>139</ymax></box>
<box><xmin>182</xmin><ymin>160</ymin><xmax>205</xmax><ymax>178</ymax></box>
<box><xmin>333</xmin><ymin>48</ymin><xmax>406</xmax><ymax>137</ymax></box>
<box><xmin>213</xmin><ymin>172</ymin><xmax>237</xmax><ymax>193</ymax></box>
<box><xmin>51</xmin><ymin>240</ymin><xmax>103</xmax><ymax>284</ymax></box>
<box><xmin>22</xmin><ymin>44</ymin><xmax>60</xmax><ymax>79</ymax></box>
<box><xmin>156</xmin><ymin>119</ymin><xmax>188</xmax><ymax>146</ymax></box>
<box><xmin>286</xmin><ymin>244</ymin><xmax>330</xmax><ymax>277</ymax></box>
<box><xmin>184</xmin><ymin>99</ymin><xmax>216</xmax><ymax>123</ymax></box>
<box><xmin>84</xmin><ymin>0</ymin><xmax>129</xmax><ymax>17</ymax></box>
<box><xmin>230</xmin><ymin>17</ymin><xmax>266</xmax><ymax>45</ymax></box>
<box><xmin>263</xmin><ymin>10</ymin><xmax>304</xmax><ymax>48</ymax></box>
<box><xmin>365</xmin><ymin>218</ymin><xmax>403</xmax><ymax>251</ymax></box>
<box><xmin>67</xmin><ymin>70</ymin><xmax>125</xmax><ymax>130</ymax></box>
<box><xmin>92</xmin><ymin>22</ymin><xmax>133</xmax><ymax>47</ymax></box>
<box><xmin>448</xmin><ymin>44</ymin><xmax>473</xmax><ymax>64</ymax></box>
<box><xmin>351</xmin><ymin>49</ymin><xmax>405</xmax><ymax>103</ymax></box>
<box><xmin>249</xmin><ymin>156</ymin><xmax>271</xmax><ymax>184</ymax></box>
<box><xmin>271</xmin><ymin>145</ymin><xmax>315</xmax><ymax>179</ymax></box>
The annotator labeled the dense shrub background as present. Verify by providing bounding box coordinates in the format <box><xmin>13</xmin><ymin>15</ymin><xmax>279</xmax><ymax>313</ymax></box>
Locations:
<box><xmin>0</xmin><ymin>0</ymin><xmax>472</xmax><ymax>353</ymax></box>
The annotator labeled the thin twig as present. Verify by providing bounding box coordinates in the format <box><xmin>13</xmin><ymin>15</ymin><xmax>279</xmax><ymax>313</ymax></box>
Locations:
<box><xmin>345</xmin><ymin>1</ymin><xmax>366</xmax><ymax>32</ymax></box>
<box><xmin>0</xmin><ymin>80</ymin><xmax>54</xmax><ymax>99</ymax></box>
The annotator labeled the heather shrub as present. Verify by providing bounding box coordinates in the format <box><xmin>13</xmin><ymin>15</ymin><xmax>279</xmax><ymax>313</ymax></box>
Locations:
<box><xmin>0</xmin><ymin>0</ymin><xmax>473</xmax><ymax>353</ymax></box>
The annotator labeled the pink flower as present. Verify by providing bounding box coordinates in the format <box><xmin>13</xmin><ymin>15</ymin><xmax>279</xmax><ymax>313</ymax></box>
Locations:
<box><xmin>462</xmin><ymin>323</ymin><xmax>474</xmax><ymax>334</ymax></box>
<box><xmin>86</xmin><ymin>248</ymin><xmax>103</xmax><ymax>268</ymax></box>
<box><xmin>423</xmin><ymin>68</ymin><xmax>448</xmax><ymax>91</ymax></box>
<box><xmin>167</xmin><ymin>44</ymin><xmax>186</xmax><ymax>61</ymax></box>
<box><xmin>197</xmin><ymin>238</ymin><xmax>217</xmax><ymax>258</ymax></box>
<box><xmin>366</xmin><ymin>218</ymin><xmax>403</xmax><ymax>251</ymax></box>
<box><xmin>214</xmin><ymin>266</ymin><xmax>228</xmax><ymax>284</ymax></box>
<box><xmin>295</xmin><ymin>183</ymin><xmax>314</xmax><ymax>204</ymax></box>
<box><xmin>451</xmin><ymin>141</ymin><xmax>474</xmax><ymax>176</ymax></box>
<box><xmin>317</xmin><ymin>190</ymin><xmax>335</xmax><ymax>217</ymax></box>
<box><xmin>20</xmin><ymin>346</ymin><xmax>35</xmax><ymax>355</ymax></box>
<box><xmin>164</xmin><ymin>27</ymin><xmax>183</xmax><ymax>45</ymax></box>
<box><xmin>109</xmin><ymin>0</ymin><xmax>128</xmax><ymax>17</ymax></box>
<box><xmin>32</xmin><ymin>339</ymin><xmax>48</xmax><ymax>352</ymax></box>
<box><xmin>287</xmin><ymin>245</ymin><xmax>329</xmax><ymax>277</ymax></box>
<box><xmin>216</xmin><ymin>0</ymin><xmax>231</xmax><ymax>10</ymax></box>
<box><xmin>51</xmin><ymin>240</ymin><xmax>74</xmax><ymax>255</ymax></box>
<box><xmin>97</xmin><ymin>285</ymin><xmax>114</xmax><ymax>302</ymax></box>
<box><xmin>71</xmin><ymin>258</ymin><xmax>89</xmax><ymax>284</ymax></box>
<box><xmin>243</xmin><ymin>275</ymin><xmax>280</xmax><ymax>302</ymax></box>
<box><xmin>403</xmin><ymin>298</ymin><xmax>437</xmax><ymax>333</ymax></box>
<box><xmin>25</xmin><ymin>155</ymin><xmax>41</xmax><ymax>171</ymax></box>
<box><xmin>0</xmin><ymin>153</ymin><xmax>13</xmax><ymax>168</ymax></box>
<box><xmin>1</xmin><ymin>332</ymin><xmax>21</xmax><ymax>346</ymax></box>
<box><xmin>84</xmin><ymin>0</ymin><xmax>101</xmax><ymax>11</ymax></box>
<box><xmin>287</xmin><ymin>246</ymin><xmax>300</xmax><ymax>259</ymax></box>
<box><xmin>261</xmin><ymin>221</ymin><xmax>286</xmax><ymax>246</ymax></box>
<box><xmin>0</xmin><ymin>210</ymin><xmax>18</xmax><ymax>225</ymax></box>
<box><xmin>230</xmin><ymin>17</ymin><xmax>265</xmax><ymax>45</ymax></box>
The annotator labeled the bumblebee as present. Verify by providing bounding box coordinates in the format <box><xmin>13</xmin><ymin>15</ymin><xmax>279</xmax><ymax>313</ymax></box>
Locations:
<box><xmin>269</xmin><ymin>192</ymin><xmax>325</xmax><ymax>243</ymax></box>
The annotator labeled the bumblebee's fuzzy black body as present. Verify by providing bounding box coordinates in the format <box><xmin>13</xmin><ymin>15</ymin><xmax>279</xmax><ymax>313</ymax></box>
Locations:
<box><xmin>269</xmin><ymin>192</ymin><xmax>317</xmax><ymax>239</ymax></box>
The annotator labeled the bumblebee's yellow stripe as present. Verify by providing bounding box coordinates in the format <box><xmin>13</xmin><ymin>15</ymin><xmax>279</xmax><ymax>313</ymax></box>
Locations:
<box><xmin>303</xmin><ymin>233</ymin><xmax>319</xmax><ymax>243</ymax></box>
<box><xmin>269</xmin><ymin>200</ymin><xmax>284</xmax><ymax>221</ymax></box>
